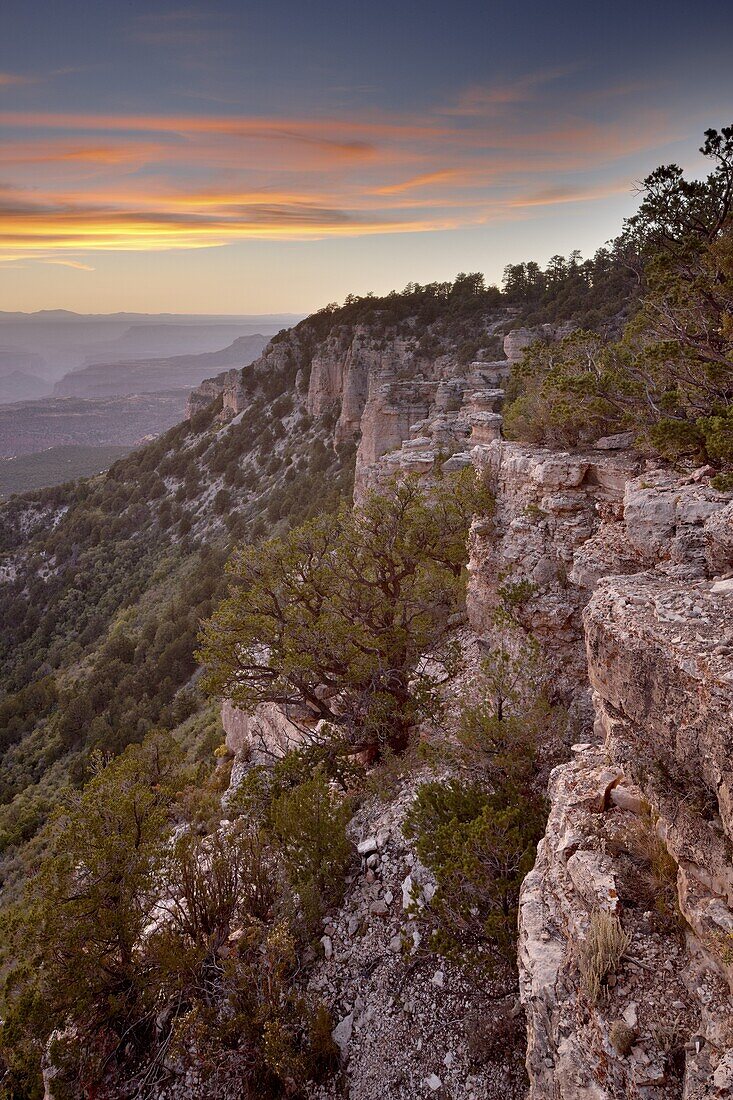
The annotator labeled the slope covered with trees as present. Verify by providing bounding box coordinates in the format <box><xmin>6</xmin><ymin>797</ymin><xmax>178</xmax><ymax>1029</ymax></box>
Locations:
<box><xmin>504</xmin><ymin>127</ymin><xmax>733</xmax><ymax>481</ymax></box>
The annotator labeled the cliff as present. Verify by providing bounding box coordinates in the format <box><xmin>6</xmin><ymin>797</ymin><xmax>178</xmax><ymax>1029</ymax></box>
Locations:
<box><xmin>186</xmin><ymin>301</ymin><xmax>733</xmax><ymax>1098</ymax></box>
<box><xmin>466</xmin><ymin>440</ymin><xmax>733</xmax><ymax>1098</ymax></box>
<box><xmin>187</xmin><ymin>315</ymin><xmax>515</xmax><ymax>496</ymax></box>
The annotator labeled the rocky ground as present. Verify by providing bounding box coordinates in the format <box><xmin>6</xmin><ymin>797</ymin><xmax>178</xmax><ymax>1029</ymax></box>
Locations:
<box><xmin>306</xmin><ymin>774</ymin><xmax>527</xmax><ymax>1100</ymax></box>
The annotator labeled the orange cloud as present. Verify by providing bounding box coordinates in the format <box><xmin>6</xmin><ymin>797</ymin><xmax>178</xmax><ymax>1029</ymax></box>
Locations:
<box><xmin>0</xmin><ymin>72</ymin><xmax>34</xmax><ymax>87</ymax></box>
<box><xmin>374</xmin><ymin>170</ymin><xmax>464</xmax><ymax>195</ymax></box>
<box><xmin>41</xmin><ymin>258</ymin><xmax>95</xmax><ymax>270</ymax></box>
<box><xmin>508</xmin><ymin>181</ymin><xmax>634</xmax><ymax>208</ymax></box>
<box><xmin>0</xmin><ymin>95</ymin><xmax>686</xmax><ymax>260</ymax></box>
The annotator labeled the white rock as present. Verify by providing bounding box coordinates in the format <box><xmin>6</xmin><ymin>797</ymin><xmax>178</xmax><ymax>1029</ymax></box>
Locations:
<box><xmin>594</xmin><ymin>431</ymin><xmax>635</xmax><ymax>451</ymax></box>
<box><xmin>425</xmin><ymin>1073</ymin><xmax>442</xmax><ymax>1091</ymax></box>
<box><xmin>332</xmin><ymin>1012</ymin><xmax>354</xmax><ymax>1056</ymax></box>
<box><xmin>713</xmin><ymin>1051</ymin><xmax>733</xmax><ymax>1088</ymax></box>
<box><xmin>622</xmin><ymin>1002</ymin><xmax>638</xmax><ymax>1028</ymax></box>
<box><xmin>431</xmin><ymin>969</ymin><xmax>445</xmax><ymax>988</ymax></box>
<box><xmin>320</xmin><ymin>935</ymin><xmax>333</xmax><ymax>960</ymax></box>
<box><xmin>357</xmin><ymin>835</ymin><xmax>379</xmax><ymax>856</ymax></box>
<box><xmin>711</xmin><ymin>577</ymin><xmax>733</xmax><ymax>594</ymax></box>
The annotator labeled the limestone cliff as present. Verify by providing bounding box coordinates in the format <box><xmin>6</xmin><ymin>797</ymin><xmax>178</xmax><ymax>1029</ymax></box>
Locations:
<box><xmin>189</xmin><ymin>308</ymin><xmax>733</xmax><ymax>1097</ymax></box>
<box><xmin>467</xmin><ymin>440</ymin><xmax>733</xmax><ymax>1098</ymax></box>
<box><xmin>186</xmin><ymin>317</ymin><xmax>521</xmax><ymax>496</ymax></box>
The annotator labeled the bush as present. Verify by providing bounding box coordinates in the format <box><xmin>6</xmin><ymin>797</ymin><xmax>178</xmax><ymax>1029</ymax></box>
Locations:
<box><xmin>272</xmin><ymin>769</ymin><xmax>354</xmax><ymax>929</ymax></box>
<box><xmin>0</xmin><ymin>733</ymin><xmax>344</xmax><ymax>1097</ymax></box>
<box><xmin>610</xmin><ymin>1019</ymin><xmax>636</xmax><ymax>1055</ymax></box>
<box><xmin>404</xmin><ymin>779</ymin><xmax>545</xmax><ymax>963</ymax></box>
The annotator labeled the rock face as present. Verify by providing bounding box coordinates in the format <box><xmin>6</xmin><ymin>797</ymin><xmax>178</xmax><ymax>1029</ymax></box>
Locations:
<box><xmin>355</xmin><ymin>375</ymin><xmax>506</xmax><ymax>500</ymax></box>
<box><xmin>467</xmin><ymin>439</ymin><xmax>733</xmax><ymax>1098</ymax></box>
<box><xmin>186</xmin><ymin>316</ymin><xmax>514</xmax><ymax>500</ymax></box>
<box><xmin>467</xmin><ymin>440</ymin><xmax>642</xmax><ymax>726</ymax></box>
<box><xmin>221</xmin><ymin>699</ymin><xmax>305</xmax><ymax>760</ymax></box>
<box><xmin>502</xmin><ymin>323</ymin><xmax>574</xmax><ymax>365</ymax></box>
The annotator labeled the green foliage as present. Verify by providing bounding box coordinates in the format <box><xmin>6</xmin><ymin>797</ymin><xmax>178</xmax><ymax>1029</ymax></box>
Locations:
<box><xmin>504</xmin><ymin>127</ymin><xmax>733</xmax><ymax>470</ymax></box>
<box><xmin>0</xmin><ymin>732</ymin><xmax>349</xmax><ymax>1097</ymax></box>
<box><xmin>0</xmin><ymin>445</ymin><xmax>132</xmax><ymax>500</ymax></box>
<box><xmin>0</xmin><ymin>675</ymin><xmax>57</xmax><ymax>753</ymax></box>
<box><xmin>620</xmin><ymin>126</ymin><xmax>733</xmax><ymax>255</ymax></box>
<box><xmin>404</xmin><ymin>778</ymin><xmax>544</xmax><ymax>963</ymax></box>
<box><xmin>200</xmin><ymin>469</ymin><xmax>492</xmax><ymax>756</ymax></box>
<box><xmin>502</xmin><ymin>247</ymin><xmax>637</xmax><ymax>329</ymax></box>
<box><xmin>503</xmin><ymin>330</ymin><xmax>640</xmax><ymax>446</ymax></box>
<box><xmin>1</xmin><ymin>734</ymin><xmax>185</xmax><ymax>1093</ymax></box>
<box><xmin>403</xmin><ymin>648</ymin><xmax>557</xmax><ymax>967</ymax></box>
<box><xmin>272</xmin><ymin>768</ymin><xmax>354</xmax><ymax>929</ymax></box>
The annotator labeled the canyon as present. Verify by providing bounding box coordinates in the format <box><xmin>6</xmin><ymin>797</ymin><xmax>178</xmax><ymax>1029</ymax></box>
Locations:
<box><xmin>194</xmin><ymin>317</ymin><xmax>733</xmax><ymax>1098</ymax></box>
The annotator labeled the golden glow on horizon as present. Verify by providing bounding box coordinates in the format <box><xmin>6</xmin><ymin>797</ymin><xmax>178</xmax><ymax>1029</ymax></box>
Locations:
<box><xmin>0</xmin><ymin>93</ymin><xmax>683</xmax><ymax>265</ymax></box>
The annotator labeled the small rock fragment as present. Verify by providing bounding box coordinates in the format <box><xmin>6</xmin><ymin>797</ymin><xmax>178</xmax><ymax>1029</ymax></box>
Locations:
<box><xmin>332</xmin><ymin>1012</ymin><xmax>354</xmax><ymax>1056</ymax></box>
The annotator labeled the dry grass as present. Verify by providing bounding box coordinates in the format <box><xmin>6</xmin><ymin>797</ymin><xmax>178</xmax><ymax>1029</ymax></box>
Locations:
<box><xmin>579</xmin><ymin>909</ymin><xmax>631</xmax><ymax>1004</ymax></box>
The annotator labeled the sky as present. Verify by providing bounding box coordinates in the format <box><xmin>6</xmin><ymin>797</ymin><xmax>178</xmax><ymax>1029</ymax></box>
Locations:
<box><xmin>0</xmin><ymin>0</ymin><xmax>732</xmax><ymax>315</ymax></box>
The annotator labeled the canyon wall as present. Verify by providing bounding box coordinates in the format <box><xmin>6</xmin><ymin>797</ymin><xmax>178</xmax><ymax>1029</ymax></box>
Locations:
<box><xmin>187</xmin><ymin>321</ymin><xmax>513</xmax><ymax>495</ymax></box>
<box><xmin>196</xmin><ymin>316</ymin><xmax>733</xmax><ymax>1097</ymax></box>
<box><xmin>467</xmin><ymin>440</ymin><xmax>733</xmax><ymax>1099</ymax></box>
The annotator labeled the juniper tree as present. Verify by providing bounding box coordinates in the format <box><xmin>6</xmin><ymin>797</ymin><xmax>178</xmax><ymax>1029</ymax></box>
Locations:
<box><xmin>199</xmin><ymin>469</ymin><xmax>492</xmax><ymax>757</ymax></box>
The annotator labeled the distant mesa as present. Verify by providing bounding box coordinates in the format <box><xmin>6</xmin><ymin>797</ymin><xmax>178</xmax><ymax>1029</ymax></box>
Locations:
<box><xmin>0</xmin><ymin>312</ymin><xmax>302</xmax><ymax>387</ymax></box>
<box><xmin>53</xmin><ymin>333</ymin><xmax>269</xmax><ymax>399</ymax></box>
<box><xmin>0</xmin><ymin>370</ymin><xmax>51</xmax><ymax>404</ymax></box>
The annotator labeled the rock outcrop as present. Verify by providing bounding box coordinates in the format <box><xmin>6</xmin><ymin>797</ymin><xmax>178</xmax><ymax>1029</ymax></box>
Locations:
<box><xmin>467</xmin><ymin>439</ymin><xmax>733</xmax><ymax>1098</ymax></box>
<box><xmin>186</xmin><ymin>314</ymin><xmax>518</xmax><ymax>499</ymax></box>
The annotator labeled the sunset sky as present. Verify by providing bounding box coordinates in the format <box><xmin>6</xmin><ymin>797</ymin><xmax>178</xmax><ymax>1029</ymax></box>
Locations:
<box><xmin>1</xmin><ymin>0</ymin><xmax>732</xmax><ymax>314</ymax></box>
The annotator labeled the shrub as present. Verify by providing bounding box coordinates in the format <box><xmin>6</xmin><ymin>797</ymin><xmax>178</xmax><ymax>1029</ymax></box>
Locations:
<box><xmin>610</xmin><ymin>1019</ymin><xmax>636</xmax><ymax>1055</ymax></box>
<box><xmin>272</xmin><ymin>769</ymin><xmax>353</xmax><ymax>929</ymax></box>
<box><xmin>0</xmin><ymin>733</ymin><xmax>344</xmax><ymax>1097</ymax></box>
<box><xmin>404</xmin><ymin>778</ymin><xmax>545</xmax><ymax>963</ymax></box>
<box><xmin>466</xmin><ymin>1003</ymin><xmax>525</xmax><ymax>1065</ymax></box>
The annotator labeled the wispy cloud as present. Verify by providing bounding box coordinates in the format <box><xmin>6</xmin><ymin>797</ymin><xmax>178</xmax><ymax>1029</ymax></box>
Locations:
<box><xmin>0</xmin><ymin>82</ymin><xmax>686</xmax><ymax>261</ymax></box>
<box><xmin>440</xmin><ymin>67</ymin><xmax>579</xmax><ymax>117</ymax></box>
<box><xmin>0</xmin><ymin>72</ymin><xmax>35</xmax><ymax>87</ymax></box>
<box><xmin>41</xmin><ymin>258</ymin><xmax>95</xmax><ymax>270</ymax></box>
<box><xmin>374</xmin><ymin>170</ymin><xmax>463</xmax><ymax>195</ymax></box>
<box><xmin>508</xmin><ymin>180</ymin><xmax>634</xmax><ymax>208</ymax></box>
